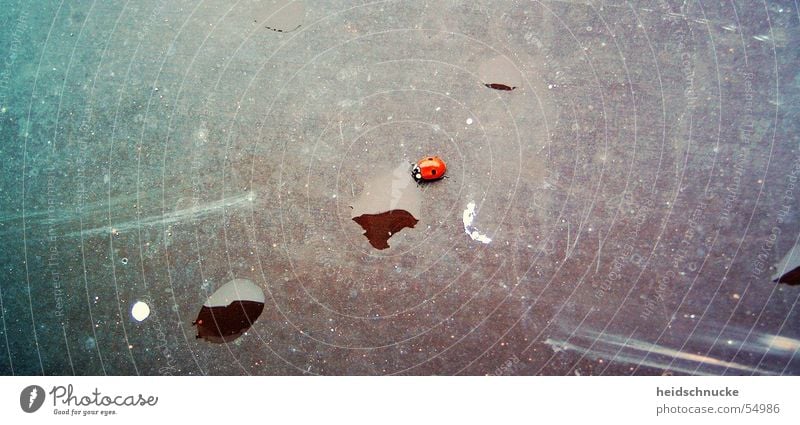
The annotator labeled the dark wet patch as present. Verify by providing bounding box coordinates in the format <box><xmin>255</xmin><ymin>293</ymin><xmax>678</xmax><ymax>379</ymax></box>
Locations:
<box><xmin>772</xmin><ymin>245</ymin><xmax>800</xmax><ymax>286</ymax></box>
<box><xmin>478</xmin><ymin>55</ymin><xmax>522</xmax><ymax>92</ymax></box>
<box><xmin>773</xmin><ymin>267</ymin><xmax>800</xmax><ymax>285</ymax></box>
<box><xmin>262</xmin><ymin>0</ymin><xmax>305</xmax><ymax>33</ymax></box>
<box><xmin>193</xmin><ymin>301</ymin><xmax>265</xmax><ymax>343</ymax></box>
<box><xmin>265</xmin><ymin>25</ymin><xmax>301</xmax><ymax>32</ymax></box>
<box><xmin>350</xmin><ymin>162</ymin><xmax>422</xmax><ymax>250</ymax></box>
<box><xmin>193</xmin><ymin>278</ymin><xmax>265</xmax><ymax>343</ymax></box>
<box><xmin>352</xmin><ymin>209</ymin><xmax>418</xmax><ymax>250</ymax></box>
<box><xmin>484</xmin><ymin>83</ymin><xmax>516</xmax><ymax>91</ymax></box>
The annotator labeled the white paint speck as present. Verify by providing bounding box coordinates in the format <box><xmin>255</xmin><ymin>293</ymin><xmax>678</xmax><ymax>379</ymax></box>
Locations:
<box><xmin>462</xmin><ymin>201</ymin><xmax>492</xmax><ymax>244</ymax></box>
<box><xmin>466</xmin><ymin>118</ymin><xmax>473</xmax><ymax>125</ymax></box>
<box><xmin>131</xmin><ymin>301</ymin><xmax>150</xmax><ymax>322</ymax></box>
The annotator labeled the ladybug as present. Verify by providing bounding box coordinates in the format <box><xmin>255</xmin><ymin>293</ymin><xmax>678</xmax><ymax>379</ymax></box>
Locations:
<box><xmin>412</xmin><ymin>156</ymin><xmax>447</xmax><ymax>183</ymax></box>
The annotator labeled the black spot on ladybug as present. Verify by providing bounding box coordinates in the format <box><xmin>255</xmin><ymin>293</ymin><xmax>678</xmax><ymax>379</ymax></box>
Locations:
<box><xmin>431</xmin><ymin>169</ymin><xmax>436</xmax><ymax>175</ymax></box>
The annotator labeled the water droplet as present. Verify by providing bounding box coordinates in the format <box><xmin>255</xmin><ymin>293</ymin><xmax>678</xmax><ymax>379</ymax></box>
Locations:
<box><xmin>262</xmin><ymin>1</ymin><xmax>305</xmax><ymax>32</ymax></box>
<box><xmin>194</xmin><ymin>279</ymin><xmax>265</xmax><ymax>343</ymax></box>
<box><xmin>350</xmin><ymin>162</ymin><xmax>421</xmax><ymax>250</ymax></box>
<box><xmin>478</xmin><ymin>55</ymin><xmax>522</xmax><ymax>91</ymax></box>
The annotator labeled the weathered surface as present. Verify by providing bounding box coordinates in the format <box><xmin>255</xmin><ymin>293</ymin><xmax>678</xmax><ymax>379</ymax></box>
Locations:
<box><xmin>0</xmin><ymin>0</ymin><xmax>798</xmax><ymax>375</ymax></box>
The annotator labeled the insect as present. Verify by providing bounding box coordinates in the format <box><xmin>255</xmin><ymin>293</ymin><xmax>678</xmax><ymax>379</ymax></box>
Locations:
<box><xmin>412</xmin><ymin>156</ymin><xmax>447</xmax><ymax>182</ymax></box>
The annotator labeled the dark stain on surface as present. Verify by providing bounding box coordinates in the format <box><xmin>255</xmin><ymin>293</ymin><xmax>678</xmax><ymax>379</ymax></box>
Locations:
<box><xmin>266</xmin><ymin>24</ymin><xmax>301</xmax><ymax>32</ymax></box>
<box><xmin>484</xmin><ymin>83</ymin><xmax>516</xmax><ymax>91</ymax></box>
<box><xmin>773</xmin><ymin>266</ymin><xmax>800</xmax><ymax>285</ymax></box>
<box><xmin>352</xmin><ymin>209</ymin><xmax>418</xmax><ymax>250</ymax></box>
<box><xmin>193</xmin><ymin>301</ymin><xmax>265</xmax><ymax>343</ymax></box>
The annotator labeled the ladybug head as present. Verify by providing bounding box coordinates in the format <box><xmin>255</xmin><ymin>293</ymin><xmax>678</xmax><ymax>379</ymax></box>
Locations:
<box><xmin>411</xmin><ymin>165</ymin><xmax>422</xmax><ymax>183</ymax></box>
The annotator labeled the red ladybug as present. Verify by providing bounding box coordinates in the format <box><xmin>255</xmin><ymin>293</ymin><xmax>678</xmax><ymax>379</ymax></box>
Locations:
<box><xmin>412</xmin><ymin>156</ymin><xmax>447</xmax><ymax>182</ymax></box>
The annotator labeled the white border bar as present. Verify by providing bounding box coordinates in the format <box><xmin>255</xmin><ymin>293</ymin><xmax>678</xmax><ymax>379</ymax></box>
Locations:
<box><xmin>1</xmin><ymin>376</ymin><xmax>798</xmax><ymax>424</ymax></box>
